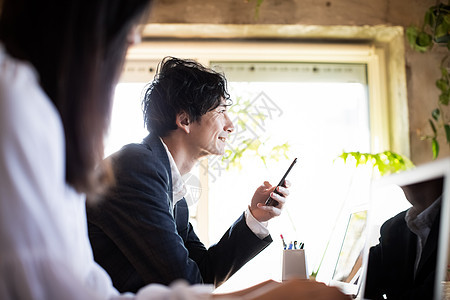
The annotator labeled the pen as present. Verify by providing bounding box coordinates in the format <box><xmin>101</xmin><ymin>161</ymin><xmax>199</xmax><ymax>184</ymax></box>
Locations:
<box><xmin>299</xmin><ymin>242</ymin><xmax>304</xmax><ymax>249</ymax></box>
<box><xmin>280</xmin><ymin>234</ymin><xmax>287</xmax><ymax>249</ymax></box>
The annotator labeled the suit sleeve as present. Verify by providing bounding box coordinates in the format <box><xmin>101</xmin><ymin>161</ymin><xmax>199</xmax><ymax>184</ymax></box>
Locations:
<box><xmin>175</xmin><ymin>199</ymin><xmax>272</xmax><ymax>287</ymax></box>
<box><xmin>363</xmin><ymin>243</ymin><xmax>385</xmax><ymax>300</ymax></box>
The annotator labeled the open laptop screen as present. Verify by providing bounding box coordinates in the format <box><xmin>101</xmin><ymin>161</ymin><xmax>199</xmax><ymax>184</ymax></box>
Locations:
<box><xmin>329</xmin><ymin>209</ymin><xmax>368</xmax><ymax>298</ymax></box>
<box><xmin>360</xmin><ymin>158</ymin><xmax>450</xmax><ymax>300</ymax></box>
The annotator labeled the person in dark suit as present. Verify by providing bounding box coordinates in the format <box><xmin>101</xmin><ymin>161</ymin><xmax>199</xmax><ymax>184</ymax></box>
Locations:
<box><xmin>363</xmin><ymin>177</ymin><xmax>444</xmax><ymax>300</ymax></box>
<box><xmin>87</xmin><ymin>57</ymin><xmax>290</xmax><ymax>293</ymax></box>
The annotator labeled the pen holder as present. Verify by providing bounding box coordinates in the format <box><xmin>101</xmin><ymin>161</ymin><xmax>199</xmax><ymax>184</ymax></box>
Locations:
<box><xmin>282</xmin><ymin>249</ymin><xmax>308</xmax><ymax>281</ymax></box>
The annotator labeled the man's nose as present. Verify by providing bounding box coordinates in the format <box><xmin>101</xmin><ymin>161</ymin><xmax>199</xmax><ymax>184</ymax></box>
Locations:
<box><xmin>224</xmin><ymin>112</ymin><xmax>234</xmax><ymax>133</ymax></box>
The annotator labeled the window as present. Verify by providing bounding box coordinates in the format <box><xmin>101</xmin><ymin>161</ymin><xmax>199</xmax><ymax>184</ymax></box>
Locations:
<box><xmin>105</xmin><ymin>37</ymin><xmax>406</xmax><ymax>292</ymax></box>
<box><xmin>206</xmin><ymin>61</ymin><xmax>371</xmax><ymax>292</ymax></box>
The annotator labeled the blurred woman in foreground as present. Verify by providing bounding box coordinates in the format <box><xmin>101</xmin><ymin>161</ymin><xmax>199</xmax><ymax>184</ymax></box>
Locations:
<box><xmin>0</xmin><ymin>1</ymin><xmax>349</xmax><ymax>299</ymax></box>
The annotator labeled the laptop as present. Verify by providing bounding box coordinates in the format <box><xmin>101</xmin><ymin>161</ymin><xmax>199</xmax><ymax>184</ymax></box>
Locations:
<box><xmin>358</xmin><ymin>157</ymin><xmax>450</xmax><ymax>300</ymax></box>
<box><xmin>328</xmin><ymin>207</ymin><xmax>369</xmax><ymax>298</ymax></box>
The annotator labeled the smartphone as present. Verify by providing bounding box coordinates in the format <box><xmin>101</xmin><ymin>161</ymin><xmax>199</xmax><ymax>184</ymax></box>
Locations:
<box><xmin>265</xmin><ymin>158</ymin><xmax>297</xmax><ymax>206</ymax></box>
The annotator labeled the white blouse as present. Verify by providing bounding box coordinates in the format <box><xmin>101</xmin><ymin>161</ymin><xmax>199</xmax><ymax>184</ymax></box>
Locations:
<box><xmin>0</xmin><ymin>45</ymin><xmax>212</xmax><ymax>300</ymax></box>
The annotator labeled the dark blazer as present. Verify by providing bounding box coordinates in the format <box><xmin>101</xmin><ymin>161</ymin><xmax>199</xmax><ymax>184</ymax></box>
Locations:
<box><xmin>363</xmin><ymin>209</ymin><xmax>440</xmax><ymax>300</ymax></box>
<box><xmin>87</xmin><ymin>134</ymin><xmax>272</xmax><ymax>293</ymax></box>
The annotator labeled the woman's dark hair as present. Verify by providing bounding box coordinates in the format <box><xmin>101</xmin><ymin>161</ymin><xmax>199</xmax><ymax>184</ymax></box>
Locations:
<box><xmin>0</xmin><ymin>0</ymin><xmax>152</xmax><ymax>194</ymax></box>
<box><xmin>142</xmin><ymin>57</ymin><xmax>231</xmax><ymax>137</ymax></box>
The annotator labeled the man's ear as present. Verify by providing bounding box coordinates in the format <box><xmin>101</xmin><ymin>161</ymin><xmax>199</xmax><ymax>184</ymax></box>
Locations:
<box><xmin>175</xmin><ymin>111</ymin><xmax>190</xmax><ymax>134</ymax></box>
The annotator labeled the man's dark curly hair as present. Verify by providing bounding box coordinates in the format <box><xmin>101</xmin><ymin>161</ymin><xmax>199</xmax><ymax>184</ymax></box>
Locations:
<box><xmin>142</xmin><ymin>56</ymin><xmax>232</xmax><ymax>137</ymax></box>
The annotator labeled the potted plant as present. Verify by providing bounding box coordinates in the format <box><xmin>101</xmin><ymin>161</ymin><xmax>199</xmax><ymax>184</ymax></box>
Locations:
<box><xmin>406</xmin><ymin>1</ymin><xmax>450</xmax><ymax>159</ymax></box>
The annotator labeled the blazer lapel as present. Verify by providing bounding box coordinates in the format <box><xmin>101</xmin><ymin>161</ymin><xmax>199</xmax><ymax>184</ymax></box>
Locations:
<box><xmin>416</xmin><ymin>210</ymin><xmax>441</xmax><ymax>279</ymax></box>
<box><xmin>404</xmin><ymin>224</ymin><xmax>418</xmax><ymax>283</ymax></box>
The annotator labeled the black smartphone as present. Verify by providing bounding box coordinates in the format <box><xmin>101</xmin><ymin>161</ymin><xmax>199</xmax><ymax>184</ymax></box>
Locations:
<box><xmin>264</xmin><ymin>157</ymin><xmax>297</xmax><ymax>206</ymax></box>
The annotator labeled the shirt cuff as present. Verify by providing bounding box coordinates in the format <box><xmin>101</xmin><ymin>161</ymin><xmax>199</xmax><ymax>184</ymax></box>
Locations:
<box><xmin>245</xmin><ymin>206</ymin><xmax>270</xmax><ymax>239</ymax></box>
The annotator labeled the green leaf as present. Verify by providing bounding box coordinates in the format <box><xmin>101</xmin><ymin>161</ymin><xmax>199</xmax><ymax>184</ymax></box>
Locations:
<box><xmin>353</xmin><ymin>152</ymin><xmax>362</xmax><ymax>167</ymax></box>
<box><xmin>406</xmin><ymin>26</ymin><xmax>420</xmax><ymax>48</ymax></box>
<box><xmin>406</xmin><ymin>27</ymin><xmax>433</xmax><ymax>52</ymax></box>
<box><xmin>445</xmin><ymin>124</ymin><xmax>450</xmax><ymax>143</ymax></box>
<box><xmin>439</xmin><ymin>90</ymin><xmax>450</xmax><ymax>105</ymax></box>
<box><xmin>441</xmin><ymin>66</ymin><xmax>449</xmax><ymax>77</ymax></box>
<box><xmin>246</xmin><ymin>139</ymin><xmax>261</xmax><ymax>151</ymax></box>
<box><xmin>435</xmin><ymin>22</ymin><xmax>449</xmax><ymax>38</ymax></box>
<box><xmin>355</xmin><ymin>153</ymin><xmax>366</xmax><ymax>166</ymax></box>
<box><xmin>253</xmin><ymin>0</ymin><xmax>264</xmax><ymax>20</ymax></box>
<box><xmin>417</xmin><ymin>32</ymin><xmax>433</xmax><ymax>47</ymax></box>
<box><xmin>373</xmin><ymin>155</ymin><xmax>384</xmax><ymax>174</ymax></box>
<box><xmin>425</xmin><ymin>10</ymin><xmax>434</xmax><ymax>27</ymax></box>
<box><xmin>444</xmin><ymin>14</ymin><xmax>450</xmax><ymax>26</ymax></box>
<box><xmin>432</xmin><ymin>108</ymin><xmax>441</xmax><ymax>121</ymax></box>
<box><xmin>406</xmin><ymin>26</ymin><xmax>419</xmax><ymax>37</ymax></box>
<box><xmin>436</xmin><ymin>78</ymin><xmax>449</xmax><ymax>91</ymax></box>
<box><xmin>432</xmin><ymin>138</ymin><xmax>440</xmax><ymax>159</ymax></box>
<box><xmin>338</xmin><ymin>152</ymin><xmax>349</xmax><ymax>163</ymax></box>
<box><xmin>237</xmin><ymin>119</ymin><xmax>247</xmax><ymax>129</ymax></box>
<box><xmin>429</xmin><ymin>119</ymin><xmax>437</xmax><ymax>135</ymax></box>
<box><xmin>260</xmin><ymin>155</ymin><xmax>267</xmax><ymax>166</ymax></box>
<box><xmin>428</xmin><ymin>6</ymin><xmax>438</xmax><ymax>27</ymax></box>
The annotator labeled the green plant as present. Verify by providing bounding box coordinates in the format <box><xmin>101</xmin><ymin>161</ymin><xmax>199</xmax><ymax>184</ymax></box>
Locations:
<box><xmin>406</xmin><ymin>3</ymin><xmax>450</xmax><ymax>52</ymax></box>
<box><xmin>245</xmin><ymin>0</ymin><xmax>264</xmax><ymax>20</ymax></box>
<box><xmin>336</xmin><ymin>151</ymin><xmax>415</xmax><ymax>176</ymax></box>
<box><xmin>310</xmin><ymin>151</ymin><xmax>414</xmax><ymax>279</ymax></box>
<box><xmin>406</xmin><ymin>1</ymin><xmax>450</xmax><ymax>159</ymax></box>
<box><xmin>222</xmin><ymin>95</ymin><xmax>290</xmax><ymax>170</ymax></box>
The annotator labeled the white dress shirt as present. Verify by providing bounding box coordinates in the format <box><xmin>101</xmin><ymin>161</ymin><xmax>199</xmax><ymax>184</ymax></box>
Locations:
<box><xmin>405</xmin><ymin>195</ymin><xmax>442</xmax><ymax>278</ymax></box>
<box><xmin>160</xmin><ymin>139</ymin><xmax>269</xmax><ymax>239</ymax></box>
<box><xmin>0</xmin><ymin>44</ymin><xmax>212</xmax><ymax>300</ymax></box>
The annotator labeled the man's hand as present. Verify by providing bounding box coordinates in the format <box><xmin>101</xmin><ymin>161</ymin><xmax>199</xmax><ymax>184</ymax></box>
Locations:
<box><xmin>249</xmin><ymin>180</ymin><xmax>290</xmax><ymax>223</ymax></box>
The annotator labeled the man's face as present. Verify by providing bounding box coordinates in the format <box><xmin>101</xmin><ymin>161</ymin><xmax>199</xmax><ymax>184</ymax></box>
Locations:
<box><xmin>188</xmin><ymin>98</ymin><xmax>234</xmax><ymax>158</ymax></box>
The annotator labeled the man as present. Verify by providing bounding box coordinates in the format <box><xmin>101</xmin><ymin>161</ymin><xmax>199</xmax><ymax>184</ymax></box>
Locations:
<box><xmin>363</xmin><ymin>177</ymin><xmax>443</xmax><ymax>300</ymax></box>
<box><xmin>87</xmin><ymin>57</ymin><xmax>290</xmax><ymax>293</ymax></box>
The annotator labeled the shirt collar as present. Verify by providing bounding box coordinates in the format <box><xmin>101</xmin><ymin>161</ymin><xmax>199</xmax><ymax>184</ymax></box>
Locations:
<box><xmin>159</xmin><ymin>138</ymin><xmax>187</xmax><ymax>206</ymax></box>
<box><xmin>405</xmin><ymin>195</ymin><xmax>442</xmax><ymax>238</ymax></box>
